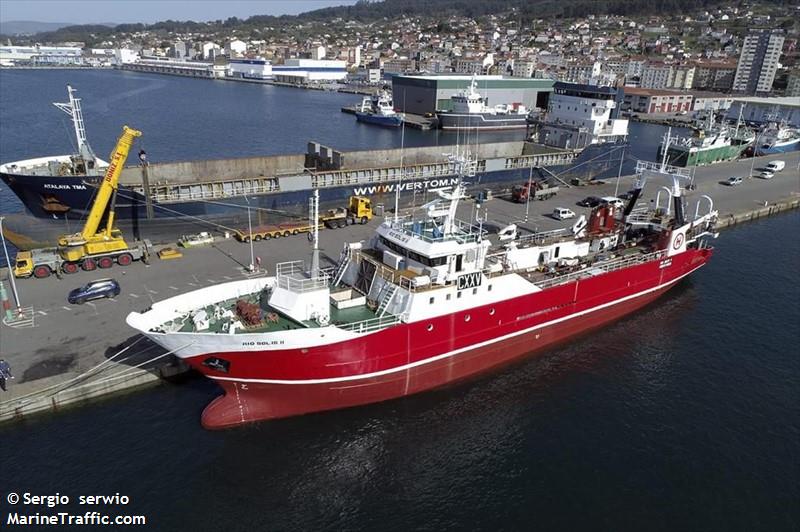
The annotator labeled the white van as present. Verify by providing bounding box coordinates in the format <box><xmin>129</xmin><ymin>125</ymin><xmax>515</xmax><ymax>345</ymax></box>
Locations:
<box><xmin>553</xmin><ymin>208</ymin><xmax>576</xmax><ymax>220</ymax></box>
<box><xmin>600</xmin><ymin>196</ymin><xmax>625</xmax><ymax>209</ymax></box>
<box><xmin>766</xmin><ymin>160</ymin><xmax>785</xmax><ymax>172</ymax></box>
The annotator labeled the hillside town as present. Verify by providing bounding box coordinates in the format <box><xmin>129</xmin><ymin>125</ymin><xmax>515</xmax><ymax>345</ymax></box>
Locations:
<box><xmin>1</xmin><ymin>0</ymin><xmax>799</xmax><ymax>126</ymax></box>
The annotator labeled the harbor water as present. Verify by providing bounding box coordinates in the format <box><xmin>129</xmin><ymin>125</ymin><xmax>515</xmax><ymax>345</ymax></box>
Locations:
<box><xmin>1</xmin><ymin>70</ymin><xmax>798</xmax><ymax>531</ymax></box>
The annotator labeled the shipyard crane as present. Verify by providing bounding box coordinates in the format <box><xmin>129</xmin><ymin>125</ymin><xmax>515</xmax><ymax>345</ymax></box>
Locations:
<box><xmin>14</xmin><ymin>126</ymin><xmax>152</xmax><ymax>278</ymax></box>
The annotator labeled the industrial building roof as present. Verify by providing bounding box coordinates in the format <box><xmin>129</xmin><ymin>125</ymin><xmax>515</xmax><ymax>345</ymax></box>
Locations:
<box><xmin>731</xmin><ymin>96</ymin><xmax>800</xmax><ymax>108</ymax></box>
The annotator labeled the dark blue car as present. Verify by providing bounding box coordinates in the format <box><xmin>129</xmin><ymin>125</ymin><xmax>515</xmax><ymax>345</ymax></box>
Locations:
<box><xmin>68</xmin><ymin>278</ymin><xmax>121</xmax><ymax>305</ymax></box>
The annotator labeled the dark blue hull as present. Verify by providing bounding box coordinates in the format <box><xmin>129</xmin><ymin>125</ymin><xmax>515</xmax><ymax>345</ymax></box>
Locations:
<box><xmin>437</xmin><ymin>113</ymin><xmax>529</xmax><ymax>130</ymax></box>
<box><xmin>0</xmin><ymin>143</ymin><xmax>626</xmax><ymax>247</ymax></box>
<box><xmin>355</xmin><ymin>112</ymin><xmax>402</xmax><ymax>127</ymax></box>
<box><xmin>755</xmin><ymin>139</ymin><xmax>800</xmax><ymax>156</ymax></box>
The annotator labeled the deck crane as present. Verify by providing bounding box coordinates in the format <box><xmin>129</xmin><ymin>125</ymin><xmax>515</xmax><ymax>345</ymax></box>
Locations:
<box><xmin>13</xmin><ymin>126</ymin><xmax>153</xmax><ymax>278</ymax></box>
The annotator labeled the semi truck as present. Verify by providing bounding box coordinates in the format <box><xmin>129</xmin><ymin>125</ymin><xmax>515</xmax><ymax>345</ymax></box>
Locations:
<box><xmin>234</xmin><ymin>196</ymin><xmax>374</xmax><ymax>242</ymax></box>
<box><xmin>13</xmin><ymin>126</ymin><xmax>153</xmax><ymax>279</ymax></box>
<box><xmin>319</xmin><ymin>196</ymin><xmax>373</xmax><ymax>228</ymax></box>
<box><xmin>511</xmin><ymin>181</ymin><xmax>558</xmax><ymax>203</ymax></box>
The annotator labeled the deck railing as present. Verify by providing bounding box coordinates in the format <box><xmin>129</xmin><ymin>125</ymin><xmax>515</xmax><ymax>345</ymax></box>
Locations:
<box><xmin>337</xmin><ymin>313</ymin><xmax>402</xmax><ymax>333</ymax></box>
<box><xmin>275</xmin><ymin>260</ymin><xmax>330</xmax><ymax>292</ymax></box>
<box><xmin>385</xmin><ymin>216</ymin><xmax>485</xmax><ymax>244</ymax></box>
<box><xmin>515</xmin><ymin>227</ymin><xmax>569</xmax><ymax>246</ymax></box>
<box><xmin>535</xmin><ymin>249</ymin><xmax>667</xmax><ymax>289</ymax></box>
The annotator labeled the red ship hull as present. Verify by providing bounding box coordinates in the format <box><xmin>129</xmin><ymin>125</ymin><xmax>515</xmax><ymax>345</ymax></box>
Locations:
<box><xmin>184</xmin><ymin>248</ymin><xmax>712</xmax><ymax>429</ymax></box>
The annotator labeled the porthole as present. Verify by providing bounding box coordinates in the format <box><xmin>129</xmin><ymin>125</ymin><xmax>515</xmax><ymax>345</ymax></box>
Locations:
<box><xmin>464</xmin><ymin>315</ymin><xmax>471</xmax><ymax>322</ymax></box>
<box><xmin>472</xmin><ymin>288</ymin><xmax>478</xmax><ymax>295</ymax></box>
<box><xmin>427</xmin><ymin>324</ymin><xmax>434</xmax><ymax>331</ymax></box>
<box><xmin>489</xmin><ymin>308</ymin><xmax>495</xmax><ymax>316</ymax></box>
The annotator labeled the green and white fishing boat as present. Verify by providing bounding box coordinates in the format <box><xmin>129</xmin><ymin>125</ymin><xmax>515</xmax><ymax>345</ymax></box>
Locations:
<box><xmin>657</xmin><ymin>113</ymin><xmax>754</xmax><ymax>167</ymax></box>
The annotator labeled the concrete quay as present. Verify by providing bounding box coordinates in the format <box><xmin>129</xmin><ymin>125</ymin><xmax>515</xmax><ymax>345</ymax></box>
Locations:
<box><xmin>0</xmin><ymin>151</ymin><xmax>797</xmax><ymax>424</ymax></box>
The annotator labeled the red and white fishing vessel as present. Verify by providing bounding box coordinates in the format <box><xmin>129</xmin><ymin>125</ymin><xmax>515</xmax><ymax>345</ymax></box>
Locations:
<box><xmin>127</xmin><ymin>151</ymin><xmax>719</xmax><ymax>429</ymax></box>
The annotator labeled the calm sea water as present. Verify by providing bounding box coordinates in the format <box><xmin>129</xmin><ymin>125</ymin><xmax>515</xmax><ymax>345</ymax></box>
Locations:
<box><xmin>3</xmin><ymin>71</ymin><xmax>797</xmax><ymax>531</ymax></box>
<box><xmin>0</xmin><ymin>69</ymin><xmax>669</xmax><ymax>213</ymax></box>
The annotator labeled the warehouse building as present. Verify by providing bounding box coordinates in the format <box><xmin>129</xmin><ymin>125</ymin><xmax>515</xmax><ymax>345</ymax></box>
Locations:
<box><xmin>621</xmin><ymin>88</ymin><xmax>693</xmax><ymax>114</ymax></box>
<box><xmin>228</xmin><ymin>58</ymin><xmax>273</xmax><ymax>80</ymax></box>
<box><xmin>271</xmin><ymin>59</ymin><xmax>348</xmax><ymax>84</ymax></box>
<box><xmin>726</xmin><ymin>96</ymin><xmax>800</xmax><ymax>127</ymax></box>
<box><xmin>391</xmin><ymin>75</ymin><xmax>554</xmax><ymax>115</ymax></box>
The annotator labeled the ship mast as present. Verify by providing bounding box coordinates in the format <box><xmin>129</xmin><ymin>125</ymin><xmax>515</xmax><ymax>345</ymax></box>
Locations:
<box><xmin>310</xmin><ymin>189</ymin><xmax>320</xmax><ymax>277</ymax></box>
<box><xmin>53</xmin><ymin>85</ymin><xmax>98</xmax><ymax>172</ymax></box>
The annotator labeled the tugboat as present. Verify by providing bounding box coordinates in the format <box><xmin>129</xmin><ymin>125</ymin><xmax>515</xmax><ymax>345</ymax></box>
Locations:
<box><xmin>355</xmin><ymin>89</ymin><xmax>403</xmax><ymax>127</ymax></box>
<box><xmin>127</xmin><ymin>145</ymin><xmax>719</xmax><ymax>429</ymax></box>
<box><xmin>437</xmin><ymin>76</ymin><xmax>530</xmax><ymax>130</ymax></box>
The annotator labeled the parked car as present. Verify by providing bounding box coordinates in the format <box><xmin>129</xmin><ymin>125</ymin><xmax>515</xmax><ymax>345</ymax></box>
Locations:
<box><xmin>178</xmin><ymin>231</ymin><xmax>214</xmax><ymax>248</ymax></box>
<box><xmin>618</xmin><ymin>190</ymin><xmax>637</xmax><ymax>201</ymax></box>
<box><xmin>67</xmin><ymin>278</ymin><xmax>120</xmax><ymax>305</ymax></box>
<box><xmin>600</xmin><ymin>196</ymin><xmax>625</xmax><ymax>209</ymax></box>
<box><xmin>577</xmin><ymin>196</ymin><xmax>602</xmax><ymax>208</ymax></box>
<box><xmin>725</xmin><ymin>176</ymin><xmax>744</xmax><ymax>186</ymax></box>
<box><xmin>553</xmin><ymin>207</ymin><xmax>576</xmax><ymax>220</ymax></box>
<box><xmin>759</xmin><ymin>170</ymin><xmax>774</xmax><ymax>180</ymax></box>
<box><xmin>765</xmin><ymin>160</ymin><xmax>785</xmax><ymax>172</ymax></box>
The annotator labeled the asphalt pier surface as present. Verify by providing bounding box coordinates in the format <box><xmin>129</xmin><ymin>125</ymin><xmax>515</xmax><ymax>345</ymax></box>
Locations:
<box><xmin>0</xmin><ymin>151</ymin><xmax>797</xmax><ymax>422</ymax></box>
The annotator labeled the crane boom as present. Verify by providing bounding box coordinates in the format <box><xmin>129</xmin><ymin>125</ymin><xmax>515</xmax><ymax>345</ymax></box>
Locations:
<box><xmin>80</xmin><ymin>125</ymin><xmax>141</xmax><ymax>240</ymax></box>
<box><xmin>14</xmin><ymin>125</ymin><xmax>153</xmax><ymax>278</ymax></box>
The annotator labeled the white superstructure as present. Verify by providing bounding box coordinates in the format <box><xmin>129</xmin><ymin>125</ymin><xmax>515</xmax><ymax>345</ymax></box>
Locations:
<box><xmin>537</xmin><ymin>83</ymin><xmax>629</xmax><ymax>149</ymax></box>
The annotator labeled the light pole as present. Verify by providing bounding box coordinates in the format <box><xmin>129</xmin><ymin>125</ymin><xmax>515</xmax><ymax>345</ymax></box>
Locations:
<box><xmin>749</xmin><ymin>131</ymin><xmax>761</xmax><ymax>178</ymax></box>
<box><xmin>614</xmin><ymin>145</ymin><xmax>625</xmax><ymax>197</ymax></box>
<box><xmin>524</xmin><ymin>165</ymin><xmax>533</xmax><ymax>223</ymax></box>
<box><xmin>243</xmin><ymin>195</ymin><xmax>255</xmax><ymax>272</ymax></box>
<box><xmin>0</xmin><ymin>217</ymin><xmax>22</xmax><ymax>313</ymax></box>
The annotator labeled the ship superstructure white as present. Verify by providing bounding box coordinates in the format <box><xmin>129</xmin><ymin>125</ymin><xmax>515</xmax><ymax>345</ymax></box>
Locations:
<box><xmin>536</xmin><ymin>82</ymin><xmax>629</xmax><ymax>149</ymax></box>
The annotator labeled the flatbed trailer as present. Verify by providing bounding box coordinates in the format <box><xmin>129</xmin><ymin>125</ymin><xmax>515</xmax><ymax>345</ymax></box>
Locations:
<box><xmin>233</xmin><ymin>222</ymin><xmax>321</xmax><ymax>242</ymax></box>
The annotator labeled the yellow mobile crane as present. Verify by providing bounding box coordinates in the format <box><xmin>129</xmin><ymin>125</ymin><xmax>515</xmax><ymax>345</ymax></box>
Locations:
<box><xmin>14</xmin><ymin>126</ymin><xmax>152</xmax><ymax>279</ymax></box>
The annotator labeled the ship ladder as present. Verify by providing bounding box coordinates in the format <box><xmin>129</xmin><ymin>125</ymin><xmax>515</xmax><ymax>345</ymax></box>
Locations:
<box><xmin>376</xmin><ymin>283</ymin><xmax>398</xmax><ymax>317</ymax></box>
<box><xmin>331</xmin><ymin>245</ymin><xmax>352</xmax><ymax>287</ymax></box>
